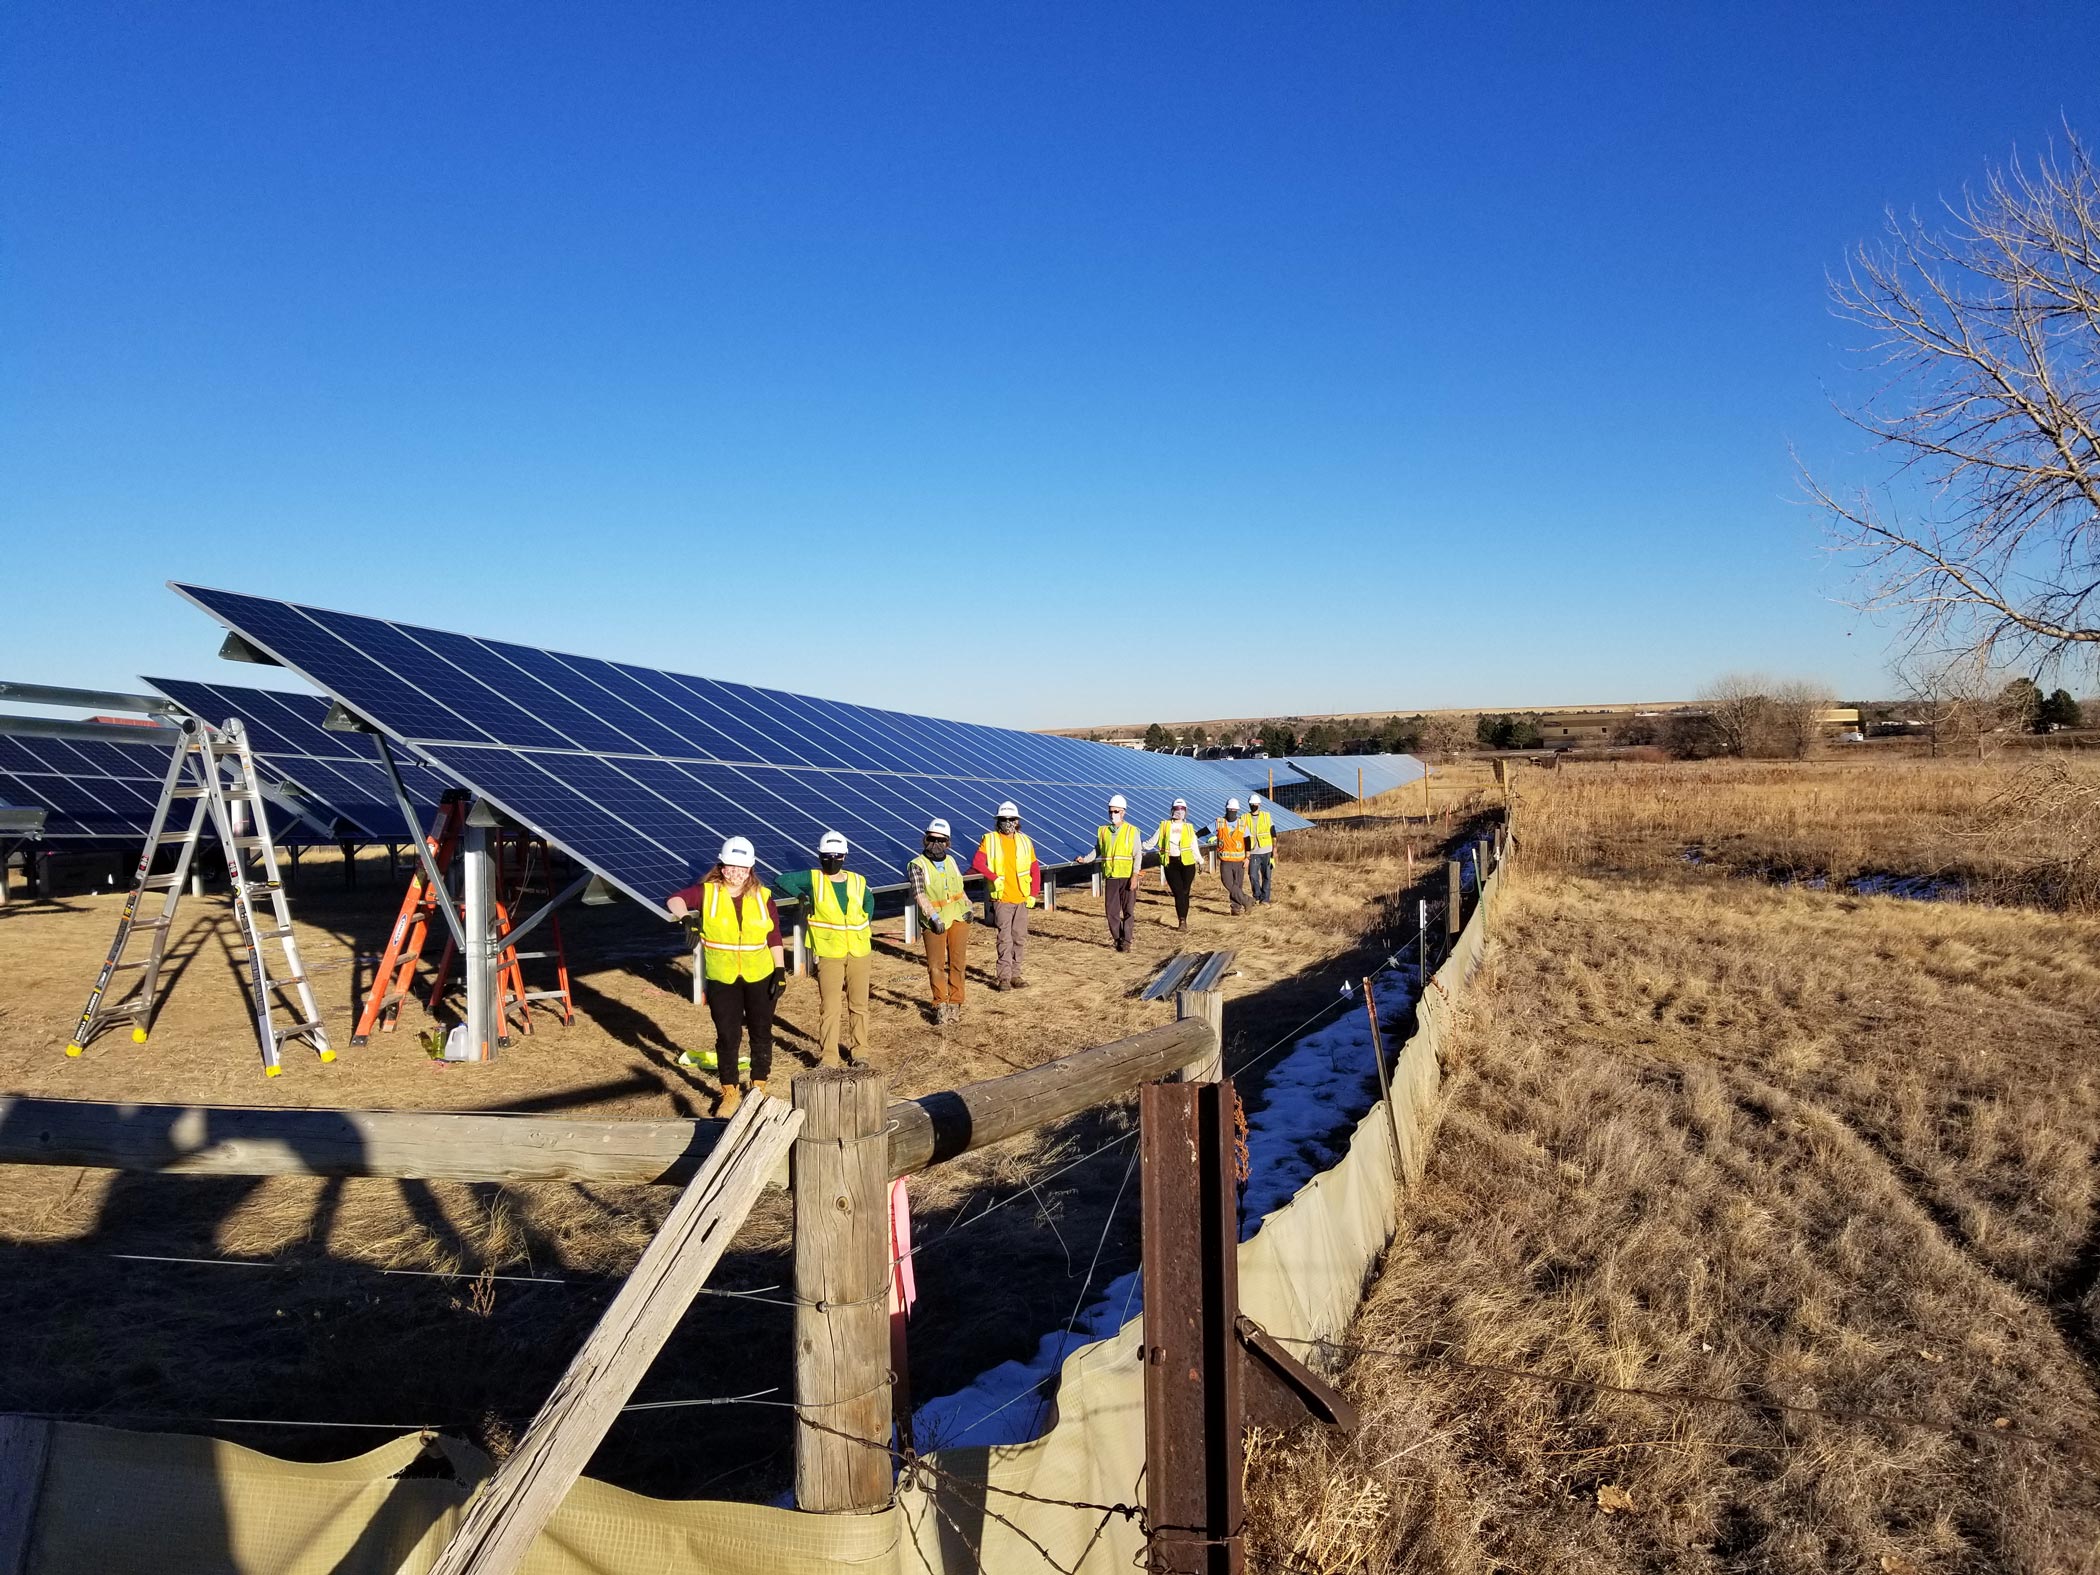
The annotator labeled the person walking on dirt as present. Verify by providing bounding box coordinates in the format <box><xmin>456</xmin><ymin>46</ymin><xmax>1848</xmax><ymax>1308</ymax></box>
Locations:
<box><xmin>1213</xmin><ymin>798</ymin><xmax>1253</xmax><ymax>916</ymax></box>
<box><xmin>664</xmin><ymin>836</ymin><xmax>785</xmax><ymax>1116</ymax></box>
<box><xmin>1145</xmin><ymin>797</ymin><xmax>1203</xmax><ymax>929</ymax></box>
<box><xmin>971</xmin><ymin>800</ymin><xmax>1039</xmax><ymax>989</ymax></box>
<box><xmin>909</xmin><ymin>818</ymin><xmax>972</xmax><ymax>1024</ymax></box>
<box><xmin>1076</xmin><ymin>793</ymin><xmax>1143</xmax><ymax>951</ymax></box>
<box><xmin>771</xmin><ymin>831</ymin><xmax>873</xmax><ymax>1066</ymax></box>
<box><xmin>1246</xmin><ymin>792</ymin><xmax>1277</xmax><ymax>905</ymax></box>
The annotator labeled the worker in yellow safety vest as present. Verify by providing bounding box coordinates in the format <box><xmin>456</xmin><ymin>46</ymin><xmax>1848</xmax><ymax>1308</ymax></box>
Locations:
<box><xmin>910</xmin><ymin>818</ymin><xmax>972</xmax><ymax>1025</ymax></box>
<box><xmin>1143</xmin><ymin>797</ymin><xmax>1203</xmax><ymax>930</ymax></box>
<box><xmin>1076</xmin><ymin>793</ymin><xmax>1144</xmax><ymax>952</ymax></box>
<box><xmin>664</xmin><ymin>835</ymin><xmax>786</xmax><ymax>1116</ymax></box>
<box><xmin>970</xmin><ymin>800</ymin><xmax>1039</xmax><ymax>989</ymax></box>
<box><xmin>1246</xmin><ymin>792</ymin><xmax>1277</xmax><ymax>905</ymax></box>
<box><xmin>772</xmin><ymin>831</ymin><xmax>873</xmax><ymax>1066</ymax></box>
<box><xmin>1213</xmin><ymin>798</ymin><xmax>1253</xmax><ymax>916</ymax></box>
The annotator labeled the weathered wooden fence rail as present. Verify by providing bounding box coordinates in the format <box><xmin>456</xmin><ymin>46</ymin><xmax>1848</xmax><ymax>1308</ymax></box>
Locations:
<box><xmin>0</xmin><ymin>1017</ymin><xmax>1214</xmax><ymax>1188</ymax></box>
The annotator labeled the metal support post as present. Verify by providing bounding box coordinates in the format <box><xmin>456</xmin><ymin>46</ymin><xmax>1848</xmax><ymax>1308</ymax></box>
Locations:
<box><xmin>1418</xmin><ymin>898</ymin><xmax>1428</xmax><ymax>986</ymax></box>
<box><xmin>462</xmin><ymin>800</ymin><xmax>499</xmax><ymax>1060</ymax></box>
<box><xmin>1042</xmin><ymin>875</ymin><xmax>1056</xmax><ymax>912</ymax></box>
<box><xmin>1141</xmin><ymin>1078</ymin><xmax>1245</xmax><ymax>1575</ymax></box>
<box><xmin>791</xmin><ymin>923</ymin><xmax>808</xmax><ymax>978</ymax></box>
<box><xmin>1091</xmin><ymin>871</ymin><xmax>1103</xmax><ymax>899</ymax></box>
<box><xmin>902</xmin><ymin>900</ymin><xmax>918</xmax><ymax>946</ymax></box>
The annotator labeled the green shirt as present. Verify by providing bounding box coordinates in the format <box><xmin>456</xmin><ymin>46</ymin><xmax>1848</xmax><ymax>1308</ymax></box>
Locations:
<box><xmin>773</xmin><ymin>868</ymin><xmax>854</xmax><ymax>915</ymax></box>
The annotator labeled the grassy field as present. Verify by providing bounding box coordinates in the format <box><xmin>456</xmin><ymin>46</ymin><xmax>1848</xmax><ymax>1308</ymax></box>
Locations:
<box><xmin>1248</xmin><ymin>758</ymin><xmax>2100</xmax><ymax>1574</ymax></box>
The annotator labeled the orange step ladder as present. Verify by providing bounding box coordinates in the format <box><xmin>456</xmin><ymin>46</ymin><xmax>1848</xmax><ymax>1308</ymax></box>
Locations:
<box><xmin>352</xmin><ymin>798</ymin><xmax>573</xmax><ymax>1046</ymax></box>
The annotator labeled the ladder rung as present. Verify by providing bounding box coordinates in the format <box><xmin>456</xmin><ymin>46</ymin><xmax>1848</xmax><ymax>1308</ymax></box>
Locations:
<box><xmin>170</xmin><ymin>784</ymin><xmax>207</xmax><ymax>798</ymax></box>
<box><xmin>155</xmin><ymin>831</ymin><xmax>197</xmax><ymax>844</ymax></box>
<box><xmin>142</xmin><ymin>876</ymin><xmax>182</xmax><ymax>890</ymax></box>
<box><xmin>132</xmin><ymin>916</ymin><xmax>172</xmax><ymax>931</ymax></box>
<box><xmin>250</xmin><ymin>925</ymin><xmax>296</xmax><ymax>940</ymax></box>
<box><xmin>111</xmin><ymin>960</ymin><xmax>150</xmax><ymax>971</ymax></box>
<box><xmin>520</xmin><ymin>990</ymin><xmax>569</xmax><ymax>1002</ymax></box>
<box><xmin>230</xmin><ymin>837</ymin><xmax>265</xmax><ymax>850</ymax></box>
<box><xmin>272</xmin><ymin>1020</ymin><xmax>323</xmax><ymax>1039</ymax></box>
<box><xmin>511</xmin><ymin>950</ymin><xmax>551</xmax><ymax>961</ymax></box>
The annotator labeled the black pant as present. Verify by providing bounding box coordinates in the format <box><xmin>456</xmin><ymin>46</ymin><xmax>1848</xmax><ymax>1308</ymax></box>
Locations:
<box><xmin>1163</xmin><ymin>861</ymin><xmax>1196</xmax><ymax>922</ymax></box>
<box><xmin>1104</xmin><ymin>876</ymin><xmax>1137</xmax><ymax>949</ymax></box>
<box><xmin>707</xmin><ymin>973</ymin><xmax>776</xmax><ymax>1083</ymax></box>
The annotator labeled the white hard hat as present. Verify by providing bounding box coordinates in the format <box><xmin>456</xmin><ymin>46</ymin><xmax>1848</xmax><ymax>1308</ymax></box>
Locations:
<box><xmin>818</xmin><ymin>830</ymin><xmax>848</xmax><ymax>856</ymax></box>
<box><xmin>1226</xmin><ymin>797</ymin><xmax>1241</xmax><ymax>811</ymax></box>
<box><xmin>926</xmin><ymin>818</ymin><xmax>951</xmax><ymax>838</ymax></box>
<box><xmin>1171</xmin><ymin>797</ymin><xmax>1188</xmax><ymax>810</ymax></box>
<box><xmin>996</xmin><ymin>801</ymin><xmax>1021</xmax><ymax>819</ymax></box>
<box><xmin>719</xmin><ymin>836</ymin><xmax>757</xmax><ymax>868</ymax></box>
<box><xmin>1107</xmin><ymin>794</ymin><xmax>1127</xmax><ymax>811</ymax></box>
<box><xmin>1249</xmin><ymin>792</ymin><xmax>1262</xmax><ymax>806</ymax></box>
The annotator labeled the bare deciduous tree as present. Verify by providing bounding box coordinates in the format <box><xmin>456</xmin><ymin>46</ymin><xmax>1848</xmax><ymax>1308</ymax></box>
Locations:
<box><xmin>1805</xmin><ymin>131</ymin><xmax>2100</xmax><ymax>680</ymax></box>
<box><xmin>1699</xmin><ymin>673</ymin><xmax>1772</xmax><ymax>757</ymax></box>
<box><xmin>1767</xmin><ymin>679</ymin><xmax>1837</xmax><ymax>760</ymax></box>
<box><xmin>1892</xmin><ymin>653</ymin><xmax>1995</xmax><ymax>757</ymax></box>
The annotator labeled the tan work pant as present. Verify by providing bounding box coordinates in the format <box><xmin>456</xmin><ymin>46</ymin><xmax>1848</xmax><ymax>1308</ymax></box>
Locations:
<box><xmin>816</xmin><ymin>952</ymin><xmax>871</xmax><ymax>1061</ymax></box>
<box><xmin>992</xmin><ymin>901</ymin><xmax>1029</xmax><ymax>981</ymax></box>
<box><xmin>922</xmin><ymin>920</ymin><xmax>969</xmax><ymax>1004</ymax></box>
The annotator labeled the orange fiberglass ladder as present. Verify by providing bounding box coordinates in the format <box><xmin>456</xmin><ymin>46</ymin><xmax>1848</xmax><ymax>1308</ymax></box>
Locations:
<box><xmin>351</xmin><ymin>794</ymin><xmax>574</xmax><ymax>1047</ymax></box>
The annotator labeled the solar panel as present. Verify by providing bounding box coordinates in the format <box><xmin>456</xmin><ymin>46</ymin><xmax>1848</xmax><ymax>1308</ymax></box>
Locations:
<box><xmin>1274</xmin><ymin>754</ymin><xmax>1426</xmax><ymax>801</ymax></box>
<box><xmin>144</xmin><ymin>676</ymin><xmax>446</xmax><ymax>841</ymax></box>
<box><xmin>170</xmin><ymin>584</ymin><xmax>1313</xmax><ymax>911</ymax></box>
<box><xmin>0</xmin><ymin>719</ymin><xmax>342</xmax><ymax>847</ymax></box>
<box><xmin>0</xmin><ymin>793</ymin><xmax>48</xmax><ymax>839</ymax></box>
<box><xmin>0</xmin><ymin>726</ymin><xmax>180</xmax><ymax>842</ymax></box>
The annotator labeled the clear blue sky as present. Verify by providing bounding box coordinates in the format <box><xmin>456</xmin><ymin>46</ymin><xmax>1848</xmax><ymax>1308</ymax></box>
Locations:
<box><xmin>3</xmin><ymin>3</ymin><xmax>2093</xmax><ymax>728</ymax></box>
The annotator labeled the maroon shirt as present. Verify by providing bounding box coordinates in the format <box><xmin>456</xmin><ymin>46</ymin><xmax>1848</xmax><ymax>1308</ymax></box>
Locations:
<box><xmin>668</xmin><ymin>878</ymin><xmax>784</xmax><ymax>947</ymax></box>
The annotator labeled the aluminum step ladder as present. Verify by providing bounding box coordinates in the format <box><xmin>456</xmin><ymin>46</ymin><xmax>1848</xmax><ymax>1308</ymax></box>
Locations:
<box><xmin>66</xmin><ymin>717</ymin><xmax>335</xmax><ymax>1076</ymax></box>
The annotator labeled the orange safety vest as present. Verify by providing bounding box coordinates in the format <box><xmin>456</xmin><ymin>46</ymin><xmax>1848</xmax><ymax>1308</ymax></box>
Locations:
<box><xmin>1213</xmin><ymin>819</ymin><xmax>1250</xmax><ymax>863</ymax></box>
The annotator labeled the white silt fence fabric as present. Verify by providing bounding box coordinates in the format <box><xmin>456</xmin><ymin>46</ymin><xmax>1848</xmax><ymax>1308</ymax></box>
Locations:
<box><xmin>16</xmin><ymin>865</ymin><xmax>1505</xmax><ymax>1575</ymax></box>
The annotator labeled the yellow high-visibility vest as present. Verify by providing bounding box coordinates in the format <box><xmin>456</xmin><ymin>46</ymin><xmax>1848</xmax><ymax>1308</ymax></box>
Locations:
<box><xmin>979</xmin><ymin>831</ymin><xmax>1037</xmax><ymax>908</ymax></box>
<box><xmin>1214</xmin><ymin>819</ymin><xmax>1250</xmax><ymax>863</ymax></box>
<box><xmin>806</xmin><ymin>869</ymin><xmax>871</xmax><ymax>959</ymax></box>
<box><xmin>1247</xmin><ymin>810</ymin><xmax>1275</xmax><ymax>852</ymax></box>
<box><xmin>912</xmin><ymin>854</ymin><xmax>971</xmax><ymax>927</ymax></box>
<box><xmin>701</xmin><ymin>881</ymin><xmax>775</xmax><ymax>984</ymax></box>
<box><xmin>1096</xmin><ymin>821</ymin><xmax>1140</xmax><ymax>878</ymax></box>
<box><xmin>1155</xmin><ymin>819</ymin><xmax>1200</xmax><ymax>866</ymax></box>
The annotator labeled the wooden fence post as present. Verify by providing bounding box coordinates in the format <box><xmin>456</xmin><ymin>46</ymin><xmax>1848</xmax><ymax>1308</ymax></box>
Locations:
<box><xmin>1175</xmin><ymin>989</ymin><xmax>1225</xmax><ymax>1082</ymax></box>
<box><xmin>793</xmin><ymin>1067</ymin><xmax>893</xmax><ymax>1513</ymax></box>
<box><xmin>1446</xmin><ymin>859</ymin><xmax>1462</xmax><ymax>942</ymax></box>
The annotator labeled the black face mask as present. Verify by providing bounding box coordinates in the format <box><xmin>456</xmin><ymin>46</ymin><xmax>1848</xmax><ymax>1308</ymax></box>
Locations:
<box><xmin>819</xmin><ymin>854</ymin><xmax>846</xmax><ymax>876</ymax></box>
<box><xmin>925</xmin><ymin>838</ymin><xmax>949</xmax><ymax>857</ymax></box>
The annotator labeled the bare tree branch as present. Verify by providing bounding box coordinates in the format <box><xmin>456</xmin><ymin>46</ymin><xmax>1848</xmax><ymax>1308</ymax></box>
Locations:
<box><xmin>1805</xmin><ymin>127</ymin><xmax>2100</xmax><ymax>679</ymax></box>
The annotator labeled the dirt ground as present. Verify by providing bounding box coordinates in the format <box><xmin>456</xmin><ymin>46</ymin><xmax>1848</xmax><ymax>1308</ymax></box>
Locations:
<box><xmin>0</xmin><ymin>769</ymin><xmax>1493</xmax><ymax>1499</ymax></box>
<box><xmin>1247</xmin><ymin>761</ymin><xmax>2100</xmax><ymax>1574</ymax></box>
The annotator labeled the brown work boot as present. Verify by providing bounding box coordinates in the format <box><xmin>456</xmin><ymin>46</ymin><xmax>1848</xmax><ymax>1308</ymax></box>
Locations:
<box><xmin>992</xmin><ymin>978</ymin><xmax>1010</xmax><ymax>992</ymax></box>
<box><xmin>749</xmin><ymin>1080</ymin><xmax>767</xmax><ymax>1101</ymax></box>
<box><xmin>1009</xmin><ymin>978</ymin><xmax>1030</xmax><ymax>990</ymax></box>
<box><xmin>715</xmin><ymin>1082</ymin><xmax>743</xmax><ymax>1118</ymax></box>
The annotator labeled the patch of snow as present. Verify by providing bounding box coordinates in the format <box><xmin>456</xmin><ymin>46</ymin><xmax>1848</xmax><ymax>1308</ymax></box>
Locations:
<box><xmin>912</xmin><ymin>958</ymin><xmax>1418</xmax><ymax>1451</ymax></box>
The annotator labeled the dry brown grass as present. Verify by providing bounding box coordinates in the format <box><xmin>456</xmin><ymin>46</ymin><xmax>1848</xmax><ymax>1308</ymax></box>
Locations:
<box><xmin>1248</xmin><ymin>763</ymin><xmax>2100</xmax><ymax>1574</ymax></box>
<box><xmin>1514</xmin><ymin>755</ymin><xmax>2100</xmax><ymax>908</ymax></box>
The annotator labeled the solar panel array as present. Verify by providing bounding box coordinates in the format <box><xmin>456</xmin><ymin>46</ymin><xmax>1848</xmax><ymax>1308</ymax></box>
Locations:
<box><xmin>1273</xmin><ymin>754</ymin><xmax>1426</xmax><ymax>801</ymax></box>
<box><xmin>171</xmin><ymin>583</ymin><xmax>1311</xmax><ymax>910</ymax></box>
<box><xmin>0</xmin><ymin>720</ymin><xmax>343</xmax><ymax>847</ymax></box>
<box><xmin>0</xmin><ymin>727</ymin><xmax>180</xmax><ymax>842</ymax></box>
<box><xmin>146</xmin><ymin>677</ymin><xmax>446</xmax><ymax>841</ymax></box>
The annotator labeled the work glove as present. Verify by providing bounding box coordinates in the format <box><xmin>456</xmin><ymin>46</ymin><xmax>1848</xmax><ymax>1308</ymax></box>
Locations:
<box><xmin>767</xmin><ymin>970</ymin><xmax>788</xmax><ymax>1005</ymax></box>
<box><xmin>930</xmin><ymin>916</ymin><xmax>946</xmax><ymax>933</ymax></box>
